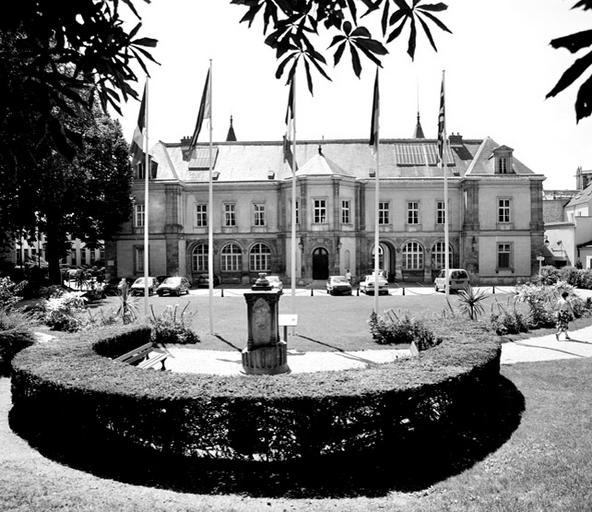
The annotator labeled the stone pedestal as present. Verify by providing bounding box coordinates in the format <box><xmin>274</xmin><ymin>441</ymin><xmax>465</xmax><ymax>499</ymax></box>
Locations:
<box><xmin>242</xmin><ymin>278</ymin><xmax>289</xmax><ymax>375</ymax></box>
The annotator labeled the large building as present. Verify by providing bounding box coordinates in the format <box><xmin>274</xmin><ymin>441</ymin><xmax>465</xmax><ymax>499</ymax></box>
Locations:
<box><xmin>107</xmin><ymin>127</ymin><xmax>545</xmax><ymax>285</ymax></box>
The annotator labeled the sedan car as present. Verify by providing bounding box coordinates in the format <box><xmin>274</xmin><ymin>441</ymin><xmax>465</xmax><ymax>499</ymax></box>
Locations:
<box><xmin>326</xmin><ymin>275</ymin><xmax>353</xmax><ymax>295</ymax></box>
<box><xmin>266</xmin><ymin>275</ymin><xmax>283</xmax><ymax>293</ymax></box>
<box><xmin>156</xmin><ymin>276</ymin><xmax>191</xmax><ymax>296</ymax></box>
<box><xmin>195</xmin><ymin>273</ymin><xmax>220</xmax><ymax>288</ymax></box>
<box><xmin>359</xmin><ymin>274</ymin><xmax>389</xmax><ymax>295</ymax></box>
<box><xmin>130</xmin><ymin>276</ymin><xmax>159</xmax><ymax>296</ymax></box>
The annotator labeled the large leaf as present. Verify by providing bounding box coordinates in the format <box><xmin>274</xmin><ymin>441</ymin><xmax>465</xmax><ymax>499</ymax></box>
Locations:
<box><xmin>575</xmin><ymin>72</ymin><xmax>592</xmax><ymax>121</ymax></box>
<box><xmin>547</xmin><ymin>49</ymin><xmax>592</xmax><ymax>98</ymax></box>
<box><xmin>550</xmin><ymin>29</ymin><xmax>592</xmax><ymax>54</ymax></box>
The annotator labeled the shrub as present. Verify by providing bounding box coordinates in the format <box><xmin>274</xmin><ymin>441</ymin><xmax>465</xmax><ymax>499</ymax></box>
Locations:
<box><xmin>149</xmin><ymin>303</ymin><xmax>200</xmax><ymax>345</ymax></box>
<box><xmin>39</xmin><ymin>292</ymin><xmax>87</xmax><ymax>332</ymax></box>
<box><xmin>0</xmin><ymin>277</ymin><xmax>26</xmax><ymax>310</ymax></box>
<box><xmin>11</xmin><ymin>322</ymin><xmax>500</xmax><ymax>464</ymax></box>
<box><xmin>538</xmin><ymin>266</ymin><xmax>561</xmax><ymax>286</ymax></box>
<box><xmin>578</xmin><ymin>269</ymin><xmax>592</xmax><ymax>290</ymax></box>
<box><xmin>559</xmin><ymin>266</ymin><xmax>581</xmax><ymax>287</ymax></box>
<box><xmin>456</xmin><ymin>285</ymin><xmax>488</xmax><ymax>320</ymax></box>
<box><xmin>368</xmin><ymin>309</ymin><xmax>437</xmax><ymax>350</ymax></box>
<box><xmin>489</xmin><ymin>300</ymin><xmax>529</xmax><ymax>335</ymax></box>
<box><xmin>514</xmin><ymin>282</ymin><xmax>556</xmax><ymax>329</ymax></box>
<box><xmin>0</xmin><ymin>309</ymin><xmax>36</xmax><ymax>375</ymax></box>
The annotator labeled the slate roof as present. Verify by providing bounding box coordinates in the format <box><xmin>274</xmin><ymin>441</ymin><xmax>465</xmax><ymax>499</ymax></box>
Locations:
<box><xmin>148</xmin><ymin>136</ymin><xmax>538</xmax><ymax>183</ymax></box>
<box><xmin>566</xmin><ymin>183</ymin><xmax>592</xmax><ymax>208</ymax></box>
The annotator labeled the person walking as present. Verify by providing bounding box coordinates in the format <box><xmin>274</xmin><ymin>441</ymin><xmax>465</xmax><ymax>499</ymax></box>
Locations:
<box><xmin>555</xmin><ymin>291</ymin><xmax>575</xmax><ymax>341</ymax></box>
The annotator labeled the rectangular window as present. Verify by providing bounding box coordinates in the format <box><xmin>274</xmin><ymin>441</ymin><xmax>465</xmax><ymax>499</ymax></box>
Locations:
<box><xmin>407</xmin><ymin>201</ymin><xmax>419</xmax><ymax>224</ymax></box>
<box><xmin>341</xmin><ymin>200</ymin><xmax>351</xmax><ymax>224</ymax></box>
<box><xmin>90</xmin><ymin>250</ymin><xmax>97</xmax><ymax>265</ymax></box>
<box><xmin>436</xmin><ymin>200</ymin><xmax>446</xmax><ymax>224</ymax></box>
<box><xmin>253</xmin><ymin>203</ymin><xmax>266</xmax><ymax>226</ymax></box>
<box><xmin>313</xmin><ymin>199</ymin><xmax>327</xmax><ymax>224</ymax></box>
<box><xmin>134</xmin><ymin>204</ymin><xmax>145</xmax><ymax>228</ymax></box>
<box><xmin>497</xmin><ymin>157</ymin><xmax>508</xmax><ymax>174</ymax></box>
<box><xmin>378</xmin><ymin>202</ymin><xmax>389</xmax><ymax>225</ymax></box>
<box><xmin>224</xmin><ymin>203</ymin><xmax>236</xmax><ymax>227</ymax></box>
<box><xmin>195</xmin><ymin>203</ymin><xmax>208</xmax><ymax>227</ymax></box>
<box><xmin>70</xmin><ymin>248</ymin><xmax>77</xmax><ymax>266</ymax></box>
<box><xmin>497</xmin><ymin>243</ymin><xmax>511</xmax><ymax>269</ymax></box>
<box><xmin>136</xmin><ymin>163</ymin><xmax>145</xmax><ymax>180</ymax></box>
<box><xmin>135</xmin><ymin>247</ymin><xmax>144</xmax><ymax>273</ymax></box>
<box><xmin>80</xmin><ymin>249</ymin><xmax>88</xmax><ymax>267</ymax></box>
<box><xmin>498</xmin><ymin>198</ymin><xmax>511</xmax><ymax>223</ymax></box>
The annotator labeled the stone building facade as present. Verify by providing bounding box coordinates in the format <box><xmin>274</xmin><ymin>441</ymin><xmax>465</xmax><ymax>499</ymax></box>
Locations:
<box><xmin>108</xmin><ymin>132</ymin><xmax>545</xmax><ymax>285</ymax></box>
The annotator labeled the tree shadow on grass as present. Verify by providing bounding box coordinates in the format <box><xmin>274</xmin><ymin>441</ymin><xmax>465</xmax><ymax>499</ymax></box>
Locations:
<box><xmin>9</xmin><ymin>375</ymin><xmax>524</xmax><ymax>499</ymax></box>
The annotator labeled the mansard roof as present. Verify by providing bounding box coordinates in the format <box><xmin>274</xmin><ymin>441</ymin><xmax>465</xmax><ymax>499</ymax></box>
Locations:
<box><xmin>149</xmin><ymin>136</ymin><xmax>538</xmax><ymax>183</ymax></box>
<box><xmin>566</xmin><ymin>183</ymin><xmax>592</xmax><ymax>208</ymax></box>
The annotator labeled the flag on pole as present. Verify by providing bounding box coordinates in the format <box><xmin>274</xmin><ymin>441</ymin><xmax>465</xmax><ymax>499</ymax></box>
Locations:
<box><xmin>130</xmin><ymin>83</ymin><xmax>147</xmax><ymax>168</ymax></box>
<box><xmin>283</xmin><ymin>80</ymin><xmax>297</xmax><ymax>170</ymax></box>
<box><xmin>187</xmin><ymin>68</ymin><xmax>212</xmax><ymax>157</ymax></box>
<box><xmin>437</xmin><ymin>73</ymin><xmax>446</xmax><ymax>165</ymax></box>
<box><xmin>369</xmin><ymin>68</ymin><xmax>379</xmax><ymax>157</ymax></box>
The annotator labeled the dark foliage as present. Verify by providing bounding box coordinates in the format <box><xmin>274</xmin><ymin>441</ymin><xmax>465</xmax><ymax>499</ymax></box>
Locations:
<box><xmin>11</xmin><ymin>322</ymin><xmax>500</xmax><ymax>469</ymax></box>
<box><xmin>231</xmin><ymin>0</ymin><xmax>451</xmax><ymax>92</ymax></box>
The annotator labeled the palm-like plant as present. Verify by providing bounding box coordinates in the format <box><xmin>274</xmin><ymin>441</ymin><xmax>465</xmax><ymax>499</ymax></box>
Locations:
<box><xmin>456</xmin><ymin>285</ymin><xmax>488</xmax><ymax>321</ymax></box>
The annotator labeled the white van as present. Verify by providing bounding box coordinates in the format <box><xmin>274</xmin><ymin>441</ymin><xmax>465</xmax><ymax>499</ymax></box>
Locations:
<box><xmin>434</xmin><ymin>268</ymin><xmax>470</xmax><ymax>293</ymax></box>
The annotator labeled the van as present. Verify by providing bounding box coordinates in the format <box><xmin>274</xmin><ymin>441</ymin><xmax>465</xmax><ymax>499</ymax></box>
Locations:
<box><xmin>434</xmin><ymin>268</ymin><xmax>470</xmax><ymax>293</ymax></box>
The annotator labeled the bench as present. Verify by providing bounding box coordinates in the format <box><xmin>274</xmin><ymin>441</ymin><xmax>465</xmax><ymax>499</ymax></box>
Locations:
<box><xmin>114</xmin><ymin>342</ymin><xmax>168</xmax><ymax>371</ymax></box>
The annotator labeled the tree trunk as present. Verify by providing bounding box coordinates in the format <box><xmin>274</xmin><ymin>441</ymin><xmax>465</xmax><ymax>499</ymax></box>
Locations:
<box><xmin>45</xmin><ymin>220</ymin><xmax>65</xmax><ymax>285</ymax></box>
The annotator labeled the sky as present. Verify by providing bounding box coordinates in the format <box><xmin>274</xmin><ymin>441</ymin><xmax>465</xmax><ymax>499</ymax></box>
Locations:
<box><xmin>115</xmin><ymin>0</ymin><xmax>592</xmax><ymax>191</ymax></box>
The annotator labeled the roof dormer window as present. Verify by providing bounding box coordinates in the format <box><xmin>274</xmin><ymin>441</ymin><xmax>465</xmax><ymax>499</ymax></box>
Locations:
<box><xmin>492</xmin><ymin>145</ymin><xmax>514</xmax><ymax>175</ymax></box>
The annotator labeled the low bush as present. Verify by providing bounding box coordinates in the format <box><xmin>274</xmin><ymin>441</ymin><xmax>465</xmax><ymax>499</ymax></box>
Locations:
<box><xmin>11</xmin><ymin>322</ymin><xmax>500</xmax><ymax>463</ymax></box>
<box><xmin>0</xmin><ymin>309</ymin><xmax>36</xmax><ymax>376</ymax></box>
<box><xmin>538</xmin><ymin>266</ymin><xmax>561</xmax><ymax>286</ymax></box>
<box><xmin>39</xmin><ymin>292</ymin><xmax>87</xmax><ymax>332</ymax></box>
<box><xmin>0</xmin><ymin>277</ymin><xmax>26</xmax><ymax>310</ymax></box>
<box><xmin>368</xmin><ymin>309</ymin><xmax>437</xmax><ymax>350</ymax></box>
<box><xmin>149</xmin><ymin>303</ymin><xmax>200</xmax><ymax>345</ymax></box>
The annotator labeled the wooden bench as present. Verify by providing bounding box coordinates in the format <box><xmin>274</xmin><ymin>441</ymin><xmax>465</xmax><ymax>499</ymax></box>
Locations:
<box><xmin>114</xmin><ymin>342</ymin><xmax>168</xmax><ymax>371</ymax></box>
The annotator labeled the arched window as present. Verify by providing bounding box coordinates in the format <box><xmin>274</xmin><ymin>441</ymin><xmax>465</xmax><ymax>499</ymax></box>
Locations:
<box><xmin>192</xmin><ymin>244</ymin><xmax>208</xmax><ymax>273</ymax></box>
<box><xmin>220</xmin><ymin>243</ymin><xmax>242</xmax><ymax>272</ymax></box>
<box><xmin>249</xmin><ymin>243</ymin><xmax>271</xmax><ymax>272</ymax></box>
<box><xmin>402</xmin><ymin>241</ymin><xmax>424</xmax><ymax>270</ymax></box>
<box><xmin>431</xmin><ymin>241</ymin><xmax>453</xmax><ymax>270</ymax></box>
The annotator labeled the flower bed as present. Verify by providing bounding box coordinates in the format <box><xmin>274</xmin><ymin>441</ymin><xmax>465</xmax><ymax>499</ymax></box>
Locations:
<box><xmin>11</xmin><ymin>322</ymin><xmax>500</xmax><ymax>462</ymax></box>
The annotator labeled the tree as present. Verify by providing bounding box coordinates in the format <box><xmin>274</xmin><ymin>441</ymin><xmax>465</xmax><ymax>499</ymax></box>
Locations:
<box><xmin>231</xmin><ymin>0</ymin><xmax>451</xmax><ymax>93</ymax></box>
<box><xmin>10</xmin><ymin>102</ymin><xmax>133</xmax><ymax>285</ymax></box>
<box><xmin>547</xmin><ymin>0</ymin><xmax>592</xmax><ymax>122</ymax></box>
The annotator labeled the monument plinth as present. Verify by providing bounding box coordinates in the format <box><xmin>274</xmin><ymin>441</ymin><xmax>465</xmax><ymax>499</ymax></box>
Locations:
<box><xmin>242</xmin><ymin>274</ymin><xmax>289</xmax><ymax>375</ymax></box>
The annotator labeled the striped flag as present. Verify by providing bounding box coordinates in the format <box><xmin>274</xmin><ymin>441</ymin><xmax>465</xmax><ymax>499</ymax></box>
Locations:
<box><xmin>437</xmin><ymin>72</ymin><xmax>446</xmax><ymax>166</ymax></box>
<box><xmin>283</xmin><ymin>80</ymin><xmax>296</xmax><ymax>170</ymax></box>
<box><xmin>369</xmin><ymin>68</ymin><xmax>379</xmax><ymax>157</ymax></box>
<box><xmin>130</xmin><ymin>83</ymin><xmax>147</xmax><ymax>167</ymax></box>
<box><xmin>187</xmin><ymin>68</ymin><xmax>212</xmax><ymax>157</ymax></box>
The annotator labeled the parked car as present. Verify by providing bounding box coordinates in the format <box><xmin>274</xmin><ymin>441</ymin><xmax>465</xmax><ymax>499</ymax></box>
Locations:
<box><xmin>434</xmin><ymin>268</ymin><xmax>470</xmax><ymax>293</ymax></box>
<box><xmin>157</xmin><ymin>276</ymin><xmax>191</xmax><ymax>296</ymax></box>
<box><xmin>266</xmin><ymin>275</ymin><xmax>283</xmax><ymax>293</ymax></box>
<box><xmin>326</xmin><ymin>275</ymin><xmax>353</xmax><ymax>295</ymax></box>
<box><xmin>195</xmin><ymin>273</ymin><xmax>220</xmax><ymax>288</ymax></box>
<box><xmin>130</xmin><ymin>276</ymin><xmax>159</xmax><ymax>296</ymax></box>
<box><xmin>359</xmin><ymin>274</ymin><xmax>389</xmax><ymax>295</ymax></box>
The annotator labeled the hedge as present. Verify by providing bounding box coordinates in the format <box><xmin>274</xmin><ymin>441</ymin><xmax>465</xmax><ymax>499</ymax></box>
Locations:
<box><xmin>11</xmin><ymin>321</ymin><xmax>500</xmax><ymax>462</ymax></box>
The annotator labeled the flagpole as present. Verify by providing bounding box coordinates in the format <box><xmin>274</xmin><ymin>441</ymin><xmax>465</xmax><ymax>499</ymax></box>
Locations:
<box><xmin>373</xmin><ymin>69</ymin><xmax>380</xmax><ymax>313</ymax></box>
<box><xmin>291</xmin><ymin>74</ymin><xmax>297</xmax><ymax>311</ymax></box>
<box><xmin>208</xmin><ymin>59</ymin><xmax>214</xmax><ymax>334</ymax></box>
<box><xmin>441</xmin><ymin>70</ymin><xmax>450</xmax><ymax>300</ymax></box>
<box><xmin>143</xmin><ymin>78</ymin><xmax>150</xmax><ymax>317</ymax></box>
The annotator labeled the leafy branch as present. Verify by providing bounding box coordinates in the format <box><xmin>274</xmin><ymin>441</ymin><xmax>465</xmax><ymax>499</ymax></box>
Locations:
<box><xmin>231</xmin><ymin>0</ymin><xmax>451</xmax><ymax>92</ymax></box>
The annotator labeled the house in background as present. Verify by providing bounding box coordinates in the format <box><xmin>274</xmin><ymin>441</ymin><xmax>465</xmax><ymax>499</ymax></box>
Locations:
<box><xmin>107</xmin><ymin>117</ymin><xmax>545</xmax><ymax>285</ymax></box>
<box><xmin>544</xmin><ymin>168</ymin><xmax>592</xmax><ymax>269</ymax></box>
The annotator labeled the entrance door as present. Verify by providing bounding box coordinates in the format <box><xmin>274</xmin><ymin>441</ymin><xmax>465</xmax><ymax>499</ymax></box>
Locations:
<box><xmin>312</xmin><ymin>248</ymin><xmax>329</xmax><ymax>280</ymax></box>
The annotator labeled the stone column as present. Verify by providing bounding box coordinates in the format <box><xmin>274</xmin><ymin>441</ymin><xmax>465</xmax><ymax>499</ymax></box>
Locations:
<box><xmin>241</xmin><ymin>275</ymin><xmax>289</xmax><ymax>375</ymax></box>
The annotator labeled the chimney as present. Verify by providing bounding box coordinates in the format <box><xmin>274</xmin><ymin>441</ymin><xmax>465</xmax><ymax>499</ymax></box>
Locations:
<box><xmin>449</xmin><ymin>132</ymin><xmax>463</xmax><ymax>146</ymax></box>
<box><xmin>576</xmin><ymin>166</ymin><xmax>583</xmax><ymax>190</ymax></box>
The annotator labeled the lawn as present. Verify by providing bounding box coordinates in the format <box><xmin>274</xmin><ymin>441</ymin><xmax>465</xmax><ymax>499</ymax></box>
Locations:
<box><xmin>2</xmin><ymin>356</ymin><xmax>592</xmax><ymax>511</ymax></box>
<box><xmin>97</xmin><ymin>290</ymin><xmax>519</xmax><ymax>351</ymax></box>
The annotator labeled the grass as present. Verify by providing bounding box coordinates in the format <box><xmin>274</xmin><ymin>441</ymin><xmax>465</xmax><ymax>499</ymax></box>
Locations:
<box><xmin>2</xmin><ymin>356</ymin><xmax>592</xmax><ymax>511</ymax></box>
<box><xmin>92</xmin><ymin>291</ymin><xmax>518</xmax><ymax>352</ymax></box>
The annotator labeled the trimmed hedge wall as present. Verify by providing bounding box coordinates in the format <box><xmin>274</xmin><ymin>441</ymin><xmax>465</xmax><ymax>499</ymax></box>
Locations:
<box><xmin>11</xmin><ymin>321</ymin><xmax>500</xmax><ymax>462</ymax></box>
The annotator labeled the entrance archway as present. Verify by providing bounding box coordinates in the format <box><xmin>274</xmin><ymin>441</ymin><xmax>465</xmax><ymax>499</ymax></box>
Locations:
<box><xmin>371</xmin><ymin>242</ymin><xmax>396</xmax><ymax>281</ymax></box>
<box><xmin>312</xmin><ymin>247</ymin><xmax>329</xmax><ymax>280</ymax></box>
